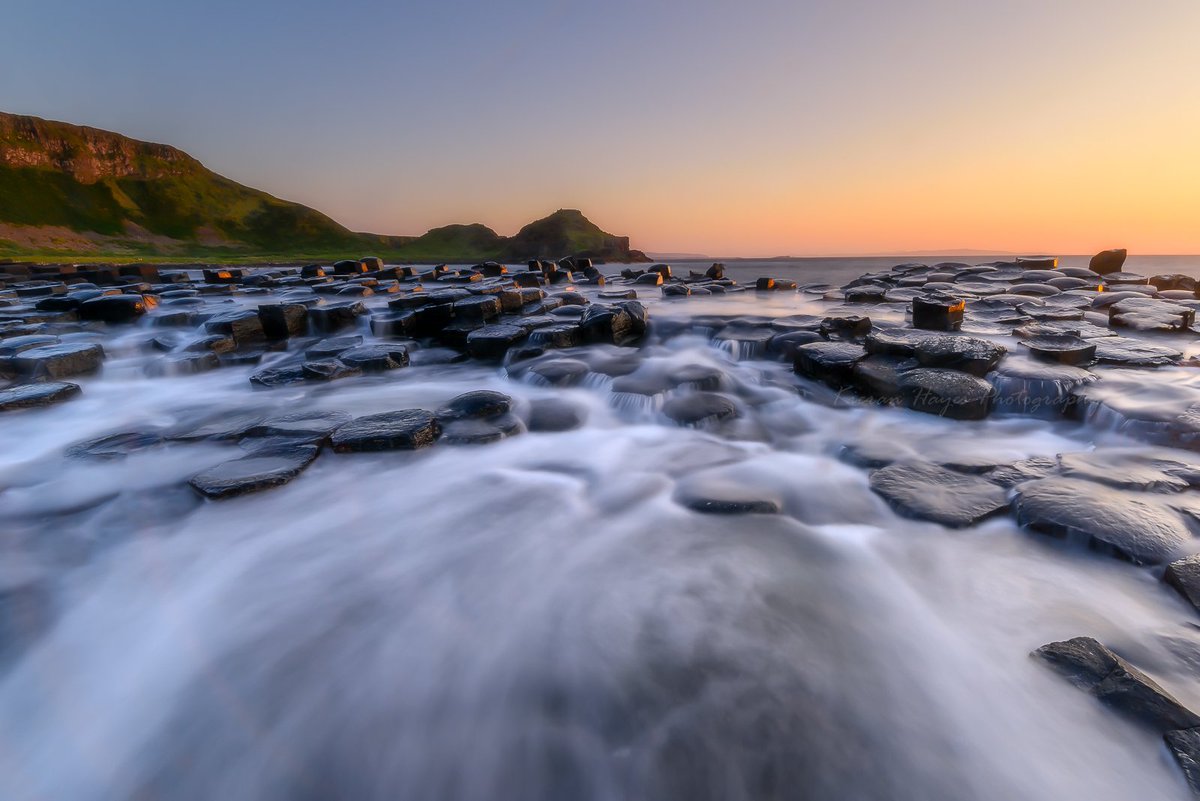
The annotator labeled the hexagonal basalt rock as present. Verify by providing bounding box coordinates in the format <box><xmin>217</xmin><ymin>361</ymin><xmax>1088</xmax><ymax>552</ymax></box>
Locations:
<box><xmin>331</xmin><ymin>410</ymin><xmax>442</xmax><ymax>452</ymax></box>
<box><xmin>189</xmin><ymin>445</ymin><xmax>320</xmax><ymax>499</ymax></box>
<box><xmin>0</xmin><ymin>381</ymin><xmax>81</xmax><ymax>412</ymax></box>
<box><xmin>898</xmin><ymin>368</ymin><xmax>993</xmax><ymax>420</ymax></box>
<box><xmin>869</xmin><ymin>461</ymin><xmax>1009</xmax><ymax>527</ymax></box>
<box><xmin>1013</xmin><ymin>477</ymin><xmax>1193</xmax><ymax>564</ymax></box>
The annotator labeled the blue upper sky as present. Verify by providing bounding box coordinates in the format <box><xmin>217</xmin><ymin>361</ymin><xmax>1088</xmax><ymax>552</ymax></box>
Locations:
<box><xmin>4</xmin><ymin>0</ymin><xmax>1199</xmax><ymax>254</ymax></box>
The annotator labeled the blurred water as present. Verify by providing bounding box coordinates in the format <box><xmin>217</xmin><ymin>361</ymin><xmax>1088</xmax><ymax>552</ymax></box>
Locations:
<box><xmin>1</xmin><ymin>257</ymin><xmax>1198</xmax><ymax>800</ymax></box>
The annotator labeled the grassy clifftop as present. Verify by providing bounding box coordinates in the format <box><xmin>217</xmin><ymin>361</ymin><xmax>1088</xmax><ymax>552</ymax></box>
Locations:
<box><xmin>0</xmin><ymin>112</ymin><xmax>647</xmax><ymax>263</ymax></box>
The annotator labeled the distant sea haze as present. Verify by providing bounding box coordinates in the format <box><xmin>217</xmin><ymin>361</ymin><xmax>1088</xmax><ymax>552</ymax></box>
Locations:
<box><xmin>644</xmin><ymin>254</ymin><xmax>1200</xmax><ymax>288</ymax></box>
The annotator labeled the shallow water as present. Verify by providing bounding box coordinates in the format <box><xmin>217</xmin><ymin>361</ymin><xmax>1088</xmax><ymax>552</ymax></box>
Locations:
<box><xmin>2</xmin><ymin>257</ymin><xmax>1200</xmax><ymax>800</ymax></box>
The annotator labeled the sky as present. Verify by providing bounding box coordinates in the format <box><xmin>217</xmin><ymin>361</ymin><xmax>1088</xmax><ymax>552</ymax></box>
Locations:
<box><xmin>3</xmin><ymin>0</ymin><xmax>1200</xmax><ymax>256</ymax></box>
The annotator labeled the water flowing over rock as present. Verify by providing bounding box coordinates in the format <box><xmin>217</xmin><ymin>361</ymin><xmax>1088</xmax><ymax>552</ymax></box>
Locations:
<box><xmin>869</xmin><ymin>461</ymin><xmax>1009</xmax><ymax>527</ymax></box>
<box><xmin>1013</xmin><ymin>478</ymin><xmax>1194</xmax><ymax>564</ymax></box>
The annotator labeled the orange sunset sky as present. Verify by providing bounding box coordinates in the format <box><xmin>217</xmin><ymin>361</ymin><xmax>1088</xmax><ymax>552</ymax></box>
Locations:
<box><xmin>5</xmin><ymin>0</ymin><xmax>1200</xmax><ymax>255</ymax></box>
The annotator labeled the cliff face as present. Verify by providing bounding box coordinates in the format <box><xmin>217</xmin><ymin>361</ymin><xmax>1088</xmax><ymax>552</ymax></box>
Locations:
<box><xmin>0</xmin><ymin>112</ymin><xmax>648</xmax><ymax>262</ymax></box>
<box><xmin>0</xmin><ymin>113</ymin><xmax>199</xmax><ymax>183</ymax></box>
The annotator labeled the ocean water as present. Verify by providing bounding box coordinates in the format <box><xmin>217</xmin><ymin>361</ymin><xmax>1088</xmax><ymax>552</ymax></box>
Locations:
<box><xmin>0</xmin><ymin>255</ymin><xmax>1199</xmax><ymax>800</ymax></box>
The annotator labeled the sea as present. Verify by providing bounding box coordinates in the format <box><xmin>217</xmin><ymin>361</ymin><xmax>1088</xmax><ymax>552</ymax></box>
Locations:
<box><xmin>1</xmin><ymin>253</ymin><xmax>1198</xmax><ymax>800</ymax></box>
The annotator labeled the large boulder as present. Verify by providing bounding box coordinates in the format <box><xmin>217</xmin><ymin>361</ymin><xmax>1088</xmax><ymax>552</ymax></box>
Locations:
<box><xmin>1088</xmin><ymin>249</ymin><xmax>1128</xmax><ymax>275</ymax></box>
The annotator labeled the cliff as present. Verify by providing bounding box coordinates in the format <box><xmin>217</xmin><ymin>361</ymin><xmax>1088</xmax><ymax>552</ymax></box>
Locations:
<box><xmin>0</xmin><ymin>111</ymin><xmax>648</xmax><ymax>262</ymax></box>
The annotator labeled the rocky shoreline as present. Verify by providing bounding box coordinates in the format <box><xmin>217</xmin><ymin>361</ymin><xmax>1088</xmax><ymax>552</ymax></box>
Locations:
<box><xmin>3</xmin><ymin>248</ymin><xmax>1200</xmax><ymax>796</ymax></box>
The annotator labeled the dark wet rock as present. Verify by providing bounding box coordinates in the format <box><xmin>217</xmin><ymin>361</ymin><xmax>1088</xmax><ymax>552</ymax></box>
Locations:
<box><xmin>755</xmin><ymin>277</ymin><xmax>796</xmax><ymax>291</ymax></box>
<box><xmin>203</xmin><ymin>309</ymin><xmax>265</xmax><ymax>343</ymax></box>
<box><xmin>248</xmin><ymin>364</ymin><xmax>306</xmax><ymax>388</ymax></box>
<box><xmin>523</xmin><ymin>397</ymin><xmax>586</xmax><ymax>432</ymax></box>
<box><xmin>1021</xmin><ymin>334</ymin><xmax>1097</xmax><ymax>365</ymax></box>
<box><xmin>1013</xmin><ymin>477</ymin><xmax>1193</xmax><ymax>564</ymax></box>
<box><xmin>820</xmin><ymin>315</ymin><xmax>871</xmax><ymax>341</ymax></box>
<box><xmin>1089</xmin><ymin>249</ymin><xmax>1127</xmax><ymax>275</ymax></box>
<box><xmin>6</xmin><ymin>342</ymin><xmax>104</xmax><ymax>379</ymax></box>
<box><xmin>598</xmin><ymin>289</ymin><xmax>637</xmax><ymax>300</ymax></box>
<box><xmin>619</xmin><ymin>300</ymin><xmax>649</xmax><ymax>338</ymax></box>
<box><xmin>1034</xmin><ymin>636</ymin><xmax>1200</xmax><ymax>732</ymax></box>
<box><xmin>869</xmin><ymin>461</ymin><xmax>1009</xmax><ymax>527</ymax></box>
<box><xmin>1103</xmin><ymin>271</ymin><xmax>1149</xmax><ymax>286</ymax></box>
<box><xmin>258</xmin><ymin>303</ymin><xmax>308</xmax><ymax>339</ymax></box>
<box><xmin>331</xmin><ymin>409</ymin><xmax>442</xmax><ymax>452</ymax></box>
<box><xmin>1009</xmin><ymin>283</ymin><xmax>1061</xmax><ymax>297</ymax></box>
<box><xmin>528</xmin><ymin>323</ymin><xmax>582</xmax><ymax>349</ymax></box>
<box><xmin>301</xmin><ymin>359</ymin><xmax>362</xmax><ymax>382</ymax></box>
<box><xmin>793</xmin><ymin>342</ymin><xmax>867</xmax><ymax>389</ymax></box>
<box><xmin>0</xmin><ymin>334</ymin><xmax>59</xmax><ymax>356</ymax></box>
<box><xmin>912</xmin><ymin>294</ymin><xmax>964</xmax><ymax>331</ymax></box>
<box><xmin>1165</xmin><ymin>555</ymin><xmax>1200</xmax><ymax>615</ymax></box>
<box><xmin>989</xmin><ymin>355</ymin><xmax>1094</xmax><ymax>417</ymax></box>
<box><xmin>860</xmin><ymin>328</ymin><xmax>934</xmax><ymax>358</ymax></box>
<box><xmin>189</xmin><ymin>445</ymin><xmax>319</xmax><ymax>500</ymax></box>
<box><xmin>441</xmin><ymin>413</ymin><xmax>526</xmax><ymax>445</ymax></box>
<box><xmin>309</xmin><ymin>301</ymin><xmax>366</xmax><ymax>332</ymax></box>
<box><xmin>78</xmin><ymin>294</ymin><xmax>153</xmax><ymax>323</ymax></box>
<box><xmin>579</xmin><ymin>305</ymin><xmax>637</xmax><ymax>345</ymax></box>
<box><xmin>1109</xmin><ymin>298</ymin><xmax>1194</xmax><ymax>332</ymax></box>
<box><xmin>466</xmin><ymin>324</ymin><xmax>527</xmax><ymax>360</ymax></box>
<box><xmin>634</xmin><ymin>272</ymin><xmax>663</xmax><ymax>286</ymax></box>
<box><xmin>453</xmin><ymin>295</ymin><xmax>502</xmax><ymax>321</ymax></box>
<box><xmin>146</xmin><ymin>351</ymin><xmax>222</xmax><ymax>376</ymax></box>
<box><xmin>305</xmin><ymin>336</ymin><xmax>363</xmax><ymax>359</ymax></box>
<box><xmin>661</xmin><ymin>392</ymin><xmax>740</xmax><ymax>426</ymax></box>
<box><xmin>525</xmin><ymin>358</ymin><xmax>590</xmax><ymax>386</ymax></box>
<box><xmin>767</xmin><ymin>330</ymin><xmax>823</xmax><ymax>361</ymax></box>
<box><xmin>675</xmin><ymin>484</ymin><xmax>782</xmax><ymax>514</ymax></box>
<box><xmin>1046</xmin><ymin>276</ymin><xmax>1094</xmax><ymax>291</ymax></box>
<box><xmin>668</xmin><ymin>364</ymin><xmax>725</xmax><ymax>392</ymax></box>
<box><xmin>438</xmin><ymin>390</ymin><xmax>513</xmax><ymax>420</ymax></box>
<box><xmin>844</xmin><ymin>284</ymin><xmax>889</xmax><ymax>303</ymax></box>
<box><xmin>1164</xmin><ymin>729</ymin><xmax>1200</xmax><ymax>798</ymax></box>
<box><xmin>0</xmin><ymin>380</ymin><xmax>81</xmax><ymax>411</ymax></box>
<box><xmin>243</xmin><ymin>410</ymin><xmax>353</xmax><ymax>443</ymax></box>
<box><xmin>611</xmin><ymin>372</ymin><xmax>674</xmax><ymax>397</ymax></box>
<box><xmin>333</xmin><ymin>259</ymin><xmax>367</xmax><ymax>275</ymax></box>
<box><xmin>337</xmin><ymin>344</ymin><xmax>410</xmax><ymax>371</ymax></box>
<box><xmin>898</xmin><ymin>368</ymin><xmax>992</xmax><ymax>420</ymax></box>
<box><xmin>913</xmin><ymin>335</ymin><xmax>1006</xmax><ymax>377</ymax></box>
<box><xmin>166</xmin><ymin>410</ymin><xmax>265</xmax><ymax>442</ymax></box>
<box><xmin>1015</xmin><ymin>256</ymin><xmax>1058</xmax><ymax>269</ymax></box>
<box><xmin>986</xmin><ymin>456</ymin><xmax>1058</xmax><ymax>487</ymax></box>
<box><xmin>1058</xmin><ymin>448</ymin><xmax>1200</xmax><ymax>493</ymax></box>
<box><xmin>1150</xmin><ymin>274</ymin><xmax>1197</xmax><ymax>292</ymax></box>
<box><xmin>1011</xmin><ymin>319</ymin><xmax>1112</xmax><ymax>340</ymax></box>
<box><xmin>65</xmin><ymin>431</ymin><xmax>163</xmax><ymax>459</ymax></box>
<box><xmin>852</xmin><ymin>355</ymin><xmax>918</xmax><ymax>399</ymax></box>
